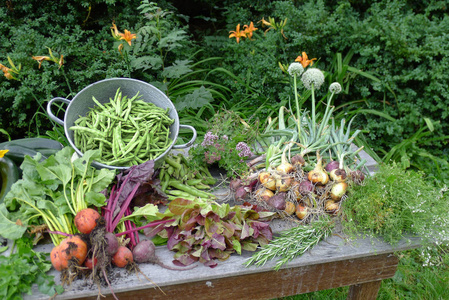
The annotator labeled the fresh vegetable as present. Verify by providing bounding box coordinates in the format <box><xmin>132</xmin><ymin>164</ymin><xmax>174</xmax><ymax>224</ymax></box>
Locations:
<box><xmin>0</xmin><ymin>147</ymin><xmax>115</xmax><ymax>245</ymax></box>
<box><xmin>50</xmin><ymin>245</ymin><xmax>63</xmax><ymax>271</ymax></box>
<box><xmin>145</xmin><ymin>198</ymin><xmax>275</xmax><ymax>268</ymax></box>
<box><xmin>330</xmin><ymin>182</ymin><xmax>348</xmax><ymax>201</ymax></box>
<box><xmin>132</xmin><ymin>239</ymin><xmax>196</xmax><ymax>270</ymax></box>
<box><xmin>84</xmin><ymin>257</ymin><xmax>98</xmax><ymax>270</ymax></box>
<box><xmin>307</xmin><ymin>153</ymin><xmax>329</xmax><ymax>185</ymax></box>
<box><xmin>104</xmin><ymin>232</ymin><xmax>119</xmax><ymax>256</ymax></box>
<box><xmin>0</xmin><ymin>236</ymin><xmax>64</xmax><ymax>299</ymax></box>
<box><xmin>112</xmin><ymin>246</ymin><xmax>133</xmax><ymax>268</ymax></box>
<box><xmin>267</xmin><ymin>193</ymin><xmax>286</xmax><ymax>210</ymax></box>
<box><xmin>158</xmin><ymin>153</ymin><xmax>217</xmax><ymax>202</ymax></box>
<box><xmin>74</xmin><ymin>208</ymin><xmax>101</xmax><ymax>234</ymax></box>
<box><xmin>70</xmin><ymin>88</ymin><xmax>174</xmax><ymax>167</ymax></box>
<box><xmin>58</xmin><ymin>235</ymin><xmax>88</xmax><ymax>269</ymax></box>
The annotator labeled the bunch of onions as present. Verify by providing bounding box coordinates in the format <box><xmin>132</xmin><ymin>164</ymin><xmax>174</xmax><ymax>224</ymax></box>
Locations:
<box><xmin>308</xmin><ymin>153</ymin><xmax>329</xmax><ymax>185</ymax></box>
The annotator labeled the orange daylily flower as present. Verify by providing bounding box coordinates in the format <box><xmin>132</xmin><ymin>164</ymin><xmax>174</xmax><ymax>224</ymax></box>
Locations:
<box><xmin>229</xmin><ymin>24</ymin><xmax>247</xmax><ymax>43</ymax></box>
<box><xmin>31</xmin><ymin>56</ymin><xmax>52</xmax><ymax>69</ymax></box>
<box><xmin>110</xmin><ymin>22</ymin><xmax>137</xmax><ymax>46</ymax></box>
<box><xmin>110</xmin><ymin>22</ymin><xmax>121</xmax><ymax>39</ymax></box>
<box><xmin>295</xmin><ymin>52</ymin><xmax>317</xmax><ymax>68</ymax></box>
<box><xmin>243</xmin><ymin>22</ymin><xmax>258</xmax><ymax>39</ymax></box>
<box><xmin>120</xmin><ymin>29</ymin><xmax>137</xmax><ymax>46</ymax></box>
<box><xmin>0</xmin><ymin>59</ymin><xmax>19</xmax><ymax>80</ymax></box>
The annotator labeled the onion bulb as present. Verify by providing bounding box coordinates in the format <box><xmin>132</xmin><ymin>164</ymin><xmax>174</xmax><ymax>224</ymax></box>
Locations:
<box><xmin>276</xmin><ymin>144</ymin><xmax>294</xmax><ymax>173</ymax></box>
<box><xmin>267</xmin><ymin>193</ymin><xmax>286</xmax><ymax>210</ymax></box>
<box><xmin>258</xmin><ymin>171</ymin><xmax>276</xmax><ymax>191</ymax></box>
<box><xmin>324</xmin><ymin>200</ymin><xmax>339</xmax><ymax>214</ymax></box>
<box><xmin>330</xmin><ymin>182</ymin><xmax>348</xmax><ymax>201</ymax></box>
<box><xmin>255</xmin><ymin>188</ymin><xmax>274</xmax><ymax>202</ymax></box>
<box><xmin>329</xmin><ymin>168</ymin><xmax>347</xmax><ymax>182</ymax></box>
<box><xmin>295</xmin><ymin>204</ymin><xmax>308</xmax><ymax>220</ymax></box>
<box><xmin>298</xmin><ymin>180</ymin><xmax>314</xmax><ymax>195</ymax></box>
<box><xmin>325</xmin><ymin>160</ymin><xmax>340</xmax><ymax>172</ymax></box>
<box><xmin>276</xmin><ymin>176</ymin><xmax>293</xmax><ymax>192</ymax></box>
<box><xmin>308</xmin><ymin>153</ymin><xmax>329</xmax><ymax>185</ymax></box>
<box><xmin>284</xmin><ymin>201</ymin><xmax>296</xmax><ymax>215</ymax></box>
<box><xmin>291</xmin><ymin>154</ymin><xmax>305</xmax><ymax>167</ymax></box>
<box><xmin>350</xmin><ymin>170</ymin><xmax>366</xmax><ymax>184</ymax></box>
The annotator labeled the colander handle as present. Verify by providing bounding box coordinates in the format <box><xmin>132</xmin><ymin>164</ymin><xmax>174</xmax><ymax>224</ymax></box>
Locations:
<box><xmin>47</xmin><ymin>97</ymin><xmax>71</xmax><ymax>126</ymax></box>
<box><xmin>172</xmin><ymin>124</ymin><xmax>197</xmax><ymax>149</ymax></box>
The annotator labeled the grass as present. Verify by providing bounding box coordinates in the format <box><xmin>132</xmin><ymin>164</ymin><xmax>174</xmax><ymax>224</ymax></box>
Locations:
<box><xmin>275</xmin><ymin>247</ymin><xmax>449</xmax><ymax>300</ymax></box>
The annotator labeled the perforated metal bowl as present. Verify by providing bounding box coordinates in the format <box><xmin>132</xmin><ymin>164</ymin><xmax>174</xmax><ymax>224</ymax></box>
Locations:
<box><xmin>47</xmin><ymin>78</ymin><xmax>196</xmax><ymax>170</ymax></box>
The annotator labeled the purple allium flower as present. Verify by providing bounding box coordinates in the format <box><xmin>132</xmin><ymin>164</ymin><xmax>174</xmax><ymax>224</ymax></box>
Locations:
<box><xmin>201</xmin><ymin>131</ymin><xmax>219</xmax><ymax>147</ymax></box>
<box><xmin>236</xmin><ymin>142</ymin><xmax>253</xmax><ymax>158</ymax></box>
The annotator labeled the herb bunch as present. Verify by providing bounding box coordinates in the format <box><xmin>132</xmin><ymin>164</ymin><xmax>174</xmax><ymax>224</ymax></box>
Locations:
<box><xmin>244</xmin><ymin>216</ymin><xmax>334</xmax><ymax>270</ymax></box>
<box><xmin>341</xmin><ymin>163</ymin><xmax>449</xmax><ymax>245</ymax></box>
<box><xmin>189</xmin><ymin>109</ymin><xmax>259</xmax><ymax>177</ymax></box>
<box><xmin>0</xmin><ymin>236</ymin><xmax>64</xmax><ymax>299</ymax></box>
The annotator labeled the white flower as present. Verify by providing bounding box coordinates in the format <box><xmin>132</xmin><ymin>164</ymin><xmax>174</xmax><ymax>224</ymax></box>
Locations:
<box><xmin>329</xmin><ymin>82</ymin><xmax>342</xmax><ymax>94</ymax></box>
<box><xmin>301</xmin><ymin>68</ymin><xmax>325</xmax><ymax>90</ymax></box>
<box><xmin>287</xmin><ymin>62</ymin><xmax>304</xmax><ymax>77</ymax></box>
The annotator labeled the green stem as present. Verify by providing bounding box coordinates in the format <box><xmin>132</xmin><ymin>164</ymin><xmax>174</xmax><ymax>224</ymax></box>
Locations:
<box><xmin>311</xmin><ymin>83</ymin><xmax>316</xmax><ymax>140</ymax></box>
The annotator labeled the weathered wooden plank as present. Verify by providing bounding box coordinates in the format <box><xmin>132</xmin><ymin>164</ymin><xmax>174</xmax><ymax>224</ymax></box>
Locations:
<box><xmin>347</xmin><ymin>280</ymin><xmax>382</xmax><ymax>300</ymax></box>
<box><xmin>76</xmin><ymin>253</ymin><xmax>398</xmax><ymax>300</ymax></box>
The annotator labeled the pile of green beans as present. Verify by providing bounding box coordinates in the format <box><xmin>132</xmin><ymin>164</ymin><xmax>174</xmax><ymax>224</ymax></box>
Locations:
<box><xmin>70</xmin><ymin>88</ymin><xmax>174</xmax><ymax>167</ymax></box>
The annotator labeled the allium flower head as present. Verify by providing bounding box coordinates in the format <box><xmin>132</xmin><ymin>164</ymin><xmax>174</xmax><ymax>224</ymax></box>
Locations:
<box><xmin>301</xmin><ymin>68</ymin><xmax>325</xmax><ymax>90</ymax></box>
<box><xmin>287</xmin><ymin>62</ymin><xmax>304</xmax><ymax>77</ymax></box>
<box><xmin>329</xmin><ymin>82</ymin><xmax>342</xmax><ymax>94</ymax></box>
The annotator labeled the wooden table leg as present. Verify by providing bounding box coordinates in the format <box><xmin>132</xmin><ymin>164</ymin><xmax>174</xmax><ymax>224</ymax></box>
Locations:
<box><xmin>347</xmin><ymin>280</ymin><xmax>382</xmax><ymax>300</ymax></box>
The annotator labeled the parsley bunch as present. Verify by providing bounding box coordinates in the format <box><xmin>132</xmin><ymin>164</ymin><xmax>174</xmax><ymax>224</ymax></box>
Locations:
<box><xmin>0</xmin><ymin>236</ymin><xmax>64</xmax><ymax>299</ymax></box>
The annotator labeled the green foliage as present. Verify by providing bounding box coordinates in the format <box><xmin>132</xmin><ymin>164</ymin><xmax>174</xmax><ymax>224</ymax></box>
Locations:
<box><xmin>0</xmin><ymin>236</ymin><xmax>64</xmax><ymax>299</ymax></box>
<box><xmin>188</xmin><ymin>109</ymin><xmax>260</xmax><ymax>177</ymax></box>
<box><xmin>341</xmin><ymin>162</ymin><xmax>449</xmax><ymax>245</ymax></box>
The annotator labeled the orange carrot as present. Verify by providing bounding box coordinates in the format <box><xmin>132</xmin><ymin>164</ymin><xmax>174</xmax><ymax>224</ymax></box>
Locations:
<box><xmin>111</xmin><ymin>246</ymin><xmax>133</xmax><ymax>268</ymax></box>
<box><xmin>75</xmin><ymin>208</ymin><xmax>101</xmax><ymax>234</ymax></box>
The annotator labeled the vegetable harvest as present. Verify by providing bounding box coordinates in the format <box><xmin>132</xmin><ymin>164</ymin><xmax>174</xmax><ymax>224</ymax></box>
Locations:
<box><xmin>71</xmin><ymin>88</ymin><xmax>174</xmax><ymax>167</ymax></box>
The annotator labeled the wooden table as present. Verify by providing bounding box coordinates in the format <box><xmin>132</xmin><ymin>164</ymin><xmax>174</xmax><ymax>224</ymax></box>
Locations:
<box><xmin>25</xmin><ymin>148</ymin><xmax>411</xmax><ymax>300</ymax></box>
<box><xmin>25</xmin><ymin>232</ymin><xmax>421</xmax><ymax>300</ymax></box>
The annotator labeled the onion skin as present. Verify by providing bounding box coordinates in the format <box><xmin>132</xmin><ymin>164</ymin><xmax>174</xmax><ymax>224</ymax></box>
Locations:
<box><xmin>325</xmin><ymin>161</ymin><xmax>340</xmax><ymax>172</ymax></box>
<box><xmin>330</xmin><ymin>182</ymin><xmax>348</xmax><ymax>201</ymax></box>
<box><xmin>308</xmin><ymin>169</ymin><xmax>329</xmax><ymax>185</ymax></box>
<box><xmin>291</xmin><ymin>154</ymin><xmax>305</xmax><ymax>167</ymax></box>
<box><xmin>267</xmin><ymin>193</ymin><xmax>286</xmax><ymax>210</ymax></box>
<box><xmin>255</xmin><ymin>188</ymin><xmax>274</xmax><ymax>202</ymax></box>
<box><xmin>259</xmin><ymin>171</ymin><xmax>276</xmax><ymax>191</ymax></box>
<box><xmin>276</xmin><ymin>162</ymin><xmax>294</xmax><ymax>174</ymax></box>
<box><xmin>330</xmin><ymin>168</ymin><xmax>347</xmax><ymax>182</ymax></box>
<box><xmin>299</xmin><ymin>180</ymin><xmax>314</xmax><ymax>195</ymax></box>
<box><xmin>276</xmin><ymin>176</ymin><xmax>293</xmax><ymax>192</ymax></box>
<box><xmin>295</xmin><ymin>204</ymin><xmax>308</xmax><ymax>220</ymax></box>
<box><xmin>284</xmin><ymin>201</ymin><xmax>296</xmax><ymax>215</ymax></box>
<box><xmin>350</xmin><ymin>170</ymin><xmax>366</xmax><ymax>184</ymax></box>
<box><xmin>324</xmin><ymin>200</ymin><xmax>340</xmax><ymax>214</ymax></box>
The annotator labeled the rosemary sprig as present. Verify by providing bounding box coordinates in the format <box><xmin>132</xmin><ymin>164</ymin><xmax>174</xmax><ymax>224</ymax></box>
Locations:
<box><xmin>244</xmin><ymin>217</ymin><xmax>335</xmax><ymax>271</ymax></box>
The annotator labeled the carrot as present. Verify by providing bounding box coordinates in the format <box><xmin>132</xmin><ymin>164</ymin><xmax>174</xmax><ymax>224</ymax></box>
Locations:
<box><xmin>50</xmin><ymin>245</ymin><xmax>63</xmax><ymax>271</ymax></box>
<box><xmin>75</xmin><ymin>208</ymin><xmax>101</xmax><ymax>234</ymax></box>
<box><xmin>59</xmin><ymin>236</ymin><xmax>88</xmax><ymax>269</ymax></box>
<box><xmin>111</xmin><ymin>246</ymin><xmax>133</xmax><ymax>268</ymax></box>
